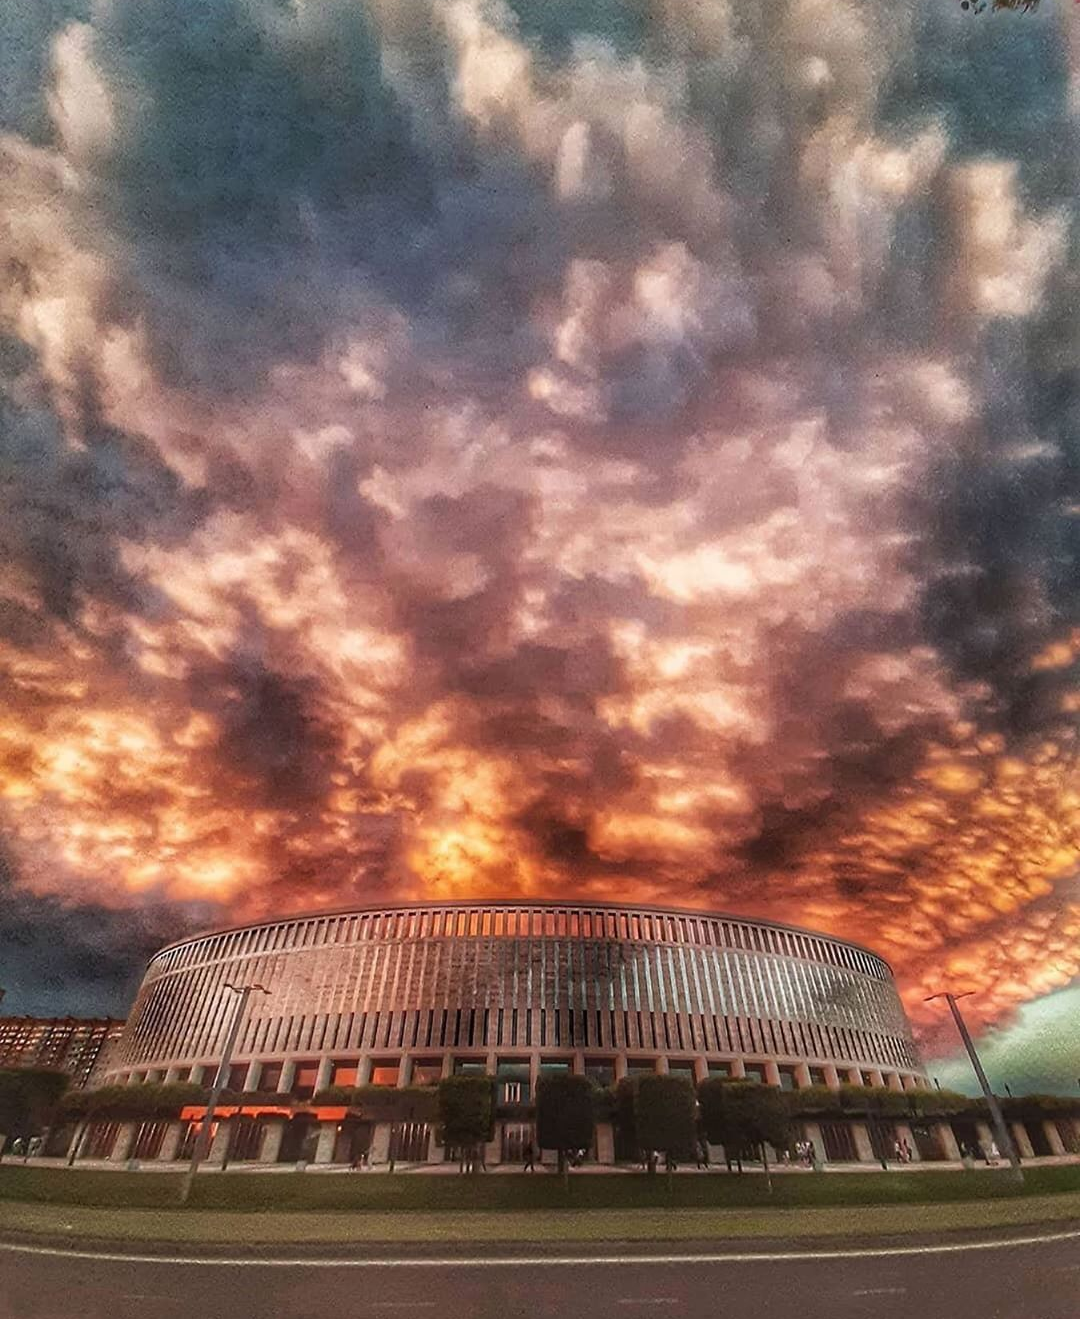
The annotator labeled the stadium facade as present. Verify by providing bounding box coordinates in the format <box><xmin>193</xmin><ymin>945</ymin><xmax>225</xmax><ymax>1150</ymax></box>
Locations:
<box><xmin>64</xmin><ymin>900</ymin><xmax>968</xmax><ymax>1167</ymax></box>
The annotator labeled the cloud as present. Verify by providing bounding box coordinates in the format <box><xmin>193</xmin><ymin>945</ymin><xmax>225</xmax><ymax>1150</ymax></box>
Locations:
<box><xmin>0</xmin><ymin>0</ymin><xmax>1077</xmax><ymax>1046</ymax></box>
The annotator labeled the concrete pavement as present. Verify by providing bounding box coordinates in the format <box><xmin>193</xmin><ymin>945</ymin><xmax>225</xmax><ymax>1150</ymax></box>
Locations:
<box><xmin>1</xmin><ymin>1228</ymin><xmax>1078</xmax><ymax>1319</ymax></box>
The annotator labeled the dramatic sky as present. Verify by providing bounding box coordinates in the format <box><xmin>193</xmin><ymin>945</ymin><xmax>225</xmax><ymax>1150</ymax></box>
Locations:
<box><xmin>1</xmin><ymin>0</ymin><xmax>1078</xmax><ymax>1087</ymax></box>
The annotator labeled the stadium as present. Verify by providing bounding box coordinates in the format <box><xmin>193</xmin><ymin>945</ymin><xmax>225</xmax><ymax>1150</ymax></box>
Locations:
<box><xmin>76</xmin><ymin>900</ymin><xmax>953</xmax><ymax>1167</ymax></box>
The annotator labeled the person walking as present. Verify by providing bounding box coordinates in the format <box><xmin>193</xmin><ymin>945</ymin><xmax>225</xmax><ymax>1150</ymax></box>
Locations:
<box><xmin>902</xmin><ymin>1138</ymin><xmax>913</xmax><ymax>1164</ymax></box>
<box><xmin>523</xmin><ymin>1141</ymin><xmax>535</xmax><ymax>1173</ymax></box>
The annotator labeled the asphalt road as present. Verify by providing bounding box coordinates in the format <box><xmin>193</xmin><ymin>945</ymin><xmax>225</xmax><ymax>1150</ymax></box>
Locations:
<box><xmin>1</xmin><ymin>1231</ymin><xmax>1078</xmax><ymax>1319</ymax></box>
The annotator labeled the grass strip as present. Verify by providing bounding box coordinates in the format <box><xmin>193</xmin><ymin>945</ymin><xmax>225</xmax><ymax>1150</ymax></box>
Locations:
<box><xmin>1</xmin><ymin>1193</ymin><xmax>1080</xmax><ymax>1246</ymax></box>
<box><xmin>2</xmin><ymin>1163</ymin><xmax>1079</xmax><ymax>1213</ymax></box>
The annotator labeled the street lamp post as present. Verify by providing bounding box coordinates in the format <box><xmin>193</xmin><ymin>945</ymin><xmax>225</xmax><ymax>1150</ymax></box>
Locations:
<box><xmin>867</xmin><ymin>1091</ymin><xmax>889</xmax><ymax>1170</ymax></box>
<box><xmin>925</xmin><ymin>991</ymin><xmax>1023</xmax><ymax>1184</ymax></box>
<box><xmin>180</xmin><ymin>982</ymin><xmax>269</xmax><ymax>1203</ymax></box>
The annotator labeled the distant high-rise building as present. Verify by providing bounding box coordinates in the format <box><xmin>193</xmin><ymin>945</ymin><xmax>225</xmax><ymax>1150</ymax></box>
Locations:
<box><xmin>0</xmin><ymin>1017</ymin><xmax>126</xmax><ymax>1089</ymax></box>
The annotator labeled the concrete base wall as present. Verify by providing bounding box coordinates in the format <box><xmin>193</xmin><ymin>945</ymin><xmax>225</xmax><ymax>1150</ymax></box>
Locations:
<box><xmin>1011</xmin><ymin>1123</ymin><xmax>1035</xmax><ymax>1160</ymax></box>
<box><xmin>208</xmin><ymin>1118</ymin><xmax>231</xmax><ymax>1166</ymax></box>
<box><xmin>109</xmin><ymin>1122</ymin><xmax>137</xmax><ymax>1163</ymax></box>
<box><xmin>314</xmin><ymin>1122</ymin><xmax>337</xmax><ymax>1165</ymax></box>
<box><xmin>850</xmin><ymin>1122</ymin><xmax>874</xmax><ymax>1163</ymax></box>
<box><xmin>936</xmin><ymin>1122</ymin><xmax>961</xmax><ymax>1160</ymax></box>
<box><xmin>158</xmin><ymin>1121</ymin><xmax>184</xmax><ymax>1162</ymax></box>
<box><xmin>259</xmin><ymin>1119</ymin><xmax>285</xmax><ymax>1164</ymax></box>
<box><xmin>1044</xmin><ymin>1120</ymin><xmax>1066</xmax><ymax>1156</ymax></box>
<box><xmin>369</xmin><ymin>1121</ymin><xmax>392</xmax><ymax>1166</ymax></box>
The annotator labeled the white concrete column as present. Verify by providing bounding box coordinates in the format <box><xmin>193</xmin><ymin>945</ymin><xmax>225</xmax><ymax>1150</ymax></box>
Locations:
<box><xmin>764</xmin><ymin>1061</ymin><xmax>781</xmax><ymax>1087</ymax></box>
<box><xmin>867</xmin><ymin>1070</ymin><xmax>884</xmax><ymax>1089</ymax></box>
<box><xmin>656</xmin><ymin>1057</ymin><xmax>669</xmax><ymax>1074</ymax></box>
<box><xmin>314</xmin><ymin>1121</ymin><xmax>338</xmax><ymax>1164</ymax></box>
<box><xmin>189</xmin><ymin>1064</ymin><xmax>208</xmax><ymax>1086</ymax></box>
<box><xmin>260</xmin><ymin>1119</ymin><xmax>285</xmax><ymax>1164</ymax></box>
<box><xmin>208</xmin><ymin>1118</ymin><xmax>231</xmax><ymax>1165</ymax></box>
<box><xmin>163</xmin><ymin>1067</ymin><xmax>182</xmax><ymax>1085</ymax></box>
<box><xmin>886</xmin><ymin>1073</ymin><xmax>903</xmax><ymax>1092</ymax></box>
<box><xmin>614</xmin><ymin>1054</ymin><xmax>628</xmax><ymax>1082</ymax></box>
<box><xmin>109</xmin><ymin>1121</ymin><xmax>138</xmax><ymax>1162</ymax></box>
<box><xmin>358</xmin><ymin>1056</ymin><xmax>375</xmax><ymax>1086</ymax></box>
<box><xmin>370</xmin><ymin>1121</ymin><xmax>392</xmax><ymax>1165</ymax></box>
<box><xmin>158</xmin><ymin>1121</ymin><xmax>185</xmax><ymax>1162</ymax></box>
<box><xmin>1044</xmin><ymin>1120</ymin><xmax>1066</xmax><ymax>1156</ymax></box>
<box><xmin>1011</xmin><ymin>1122</ymin><xmax>1035</xmax><ymax>1160</ymax></box>
<box><xmin>243</xmin><ymin>1061</ymin><xmax>261</xmax><ymax>1091</ymax></box>
<box><xmin>823</xmin><ymin>1065</ymin><xmax>840</xmax><ymax>1089</ymax></box>
<box><xmin>314</xmin><ymin>1058</ymin><xmax>333</xmax><ymax>1095</ymax></box>
<box><xmin>277</xmin><ymin>1061</ymin><xmax>295</xmax><ymax>1094</ymax></box>
<box><xmin>399</xmin><ymin>1056</ymin><xmax>413</xmax><ymax>1086</ymax></box>
<box><xmin>693</xmin><ymin>1058</ymin><xmax>708</xmax><ymax>1085</ymax></box>
<box><xmin>846</xmin><ymin>1068</ymin><xmax>863</xmax><ymax>1086</ymax></box>
<box><xmin>573</xmin><ymin>1050</ymin><xmax>585</xmax><ymax>1075</ymax></box>
<box><xmin>731</xmin><ymin>1058</ymin><xmax>747</xmax><ymax>1079</ymax></box>
<box><xmin>936</xmin><ymin>1121</ymin><xmax>961</xmax><ymax>1160</ymax></box>
<box><xmin>596</xmin><ymin>1122</ymin><xmax>615</xmax><ymax>1166</ymax></box>
<box><xmin>794</xmin><ymin>1063</ymin><xmax>811</xmax><ymax>1089</ymax></box>
<box><xmin>850</xmin><ymin>1122</ymin><xmax>874</xmax><ymax>1163</ymax></box>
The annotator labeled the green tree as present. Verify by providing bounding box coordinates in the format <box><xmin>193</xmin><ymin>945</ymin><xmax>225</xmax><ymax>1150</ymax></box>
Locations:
<box><xmin>536</xmin><ymin>1073</ymin><xmax>595</xmax><ymax>1182</ymax></box>
<box><xmin>437</xmin><ymin>1075</ymin><xmax>495</xmax><ymax>1173</ymax></box>
<box><xmin>698</xmin><ymin>1080</ymin><xmax>792</xmax><ymax>1188</ymax></box>
<box><xmin>634</xmin><ymin>1074</ymin><xmax>697</xmax><ymax>1183</ymax></box>
<box><xmin>0</xmin><ymin>1068</ymin><xmax>69</xmax><ymax>1156</ymax></box>
<box><xmin>612</xmin><ymin>1076</ymin><xmax>639</xmax><ymax>1162</ymax></box>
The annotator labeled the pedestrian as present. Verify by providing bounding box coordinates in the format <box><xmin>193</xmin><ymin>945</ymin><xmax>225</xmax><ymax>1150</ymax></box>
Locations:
<box><xmin>11</xmin><ymin>1139</ymin><xmax>25</xmax><ymax>1159</ymax></box>
<box><xmin>988</xmin><ymin>1140</ymin><xmax>1000</xmax><ymax>1165</ymax></box>
<box><xmin>893</xmin><ymin>1139</ymin><xmax>903</xmax><ymax>1163</ymax></box>
<box><xmin>664</xmin><ymin>1150</ymin><xmax>676</xmax><ymax>1173</ymax></box>
<box><xmin>902</xmin><ymin>1139</ymin><xmax>913</xmax><ymax>1164</ymax></box>
<box><xmin>523</xmin><ymin>1141</ymin><xmax>535</xmax><ymax>1173</ymax></box>
<box><xmin>808</xmin><ymin>1140</ymin><xmax>820</xmax><ymax>1171</ymax></box>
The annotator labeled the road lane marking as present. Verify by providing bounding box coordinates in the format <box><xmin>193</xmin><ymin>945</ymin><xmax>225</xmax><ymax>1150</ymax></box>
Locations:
<box><xmin>853</xmin><ymin>1288</ymin><xmax>906</xmax><ymax>1296</ymax></box>
<box><xmin>1</xmin><ymin>1225</ymin><xmax>1079</xmax><ymax>1268</ymax></box>
<box><xmin>369</xmin><ymin>1304</ymin><xmax>436</xmax><ymax>1310</ymax></box>
<box><xmin>617</xmin><ymin>1301</ymin><xmax>679</xmax><ymax>1306</ymax></box>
